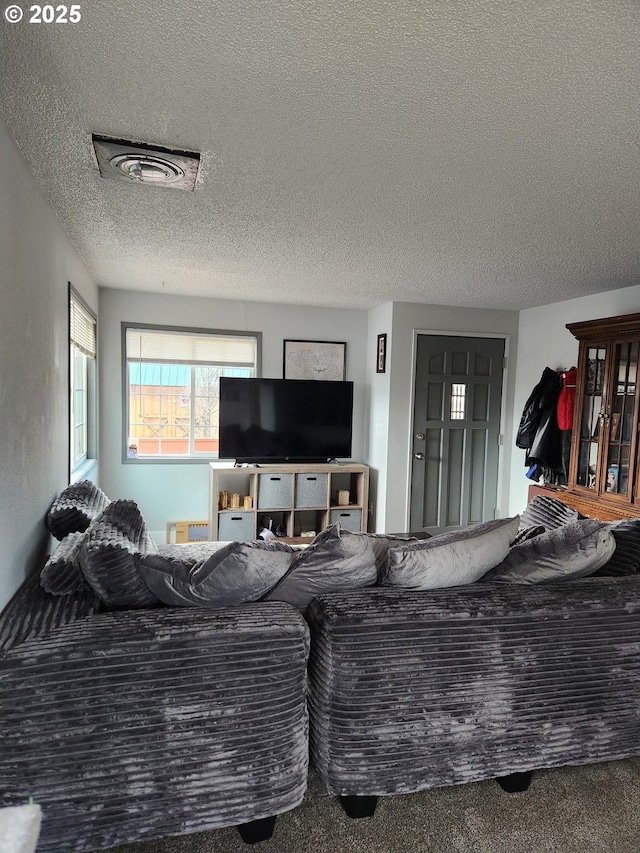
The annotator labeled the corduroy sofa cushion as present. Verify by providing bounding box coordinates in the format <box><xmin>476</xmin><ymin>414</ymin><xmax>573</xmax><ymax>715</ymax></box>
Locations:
<box><xmin>519</xmin><ymin>494</ymin><xmax>583</xmax><ymax>531</ymax></box>
<box><xmin>79</xmin><ymin>500</ymin><xmax>159</xmax><ymax>608</ymax></box>
<box><xmin>0</xmin><ymin>602</ymin><xmax>310</xmax><ymax>852</ymax></box>
<box><xmin>594</xmin><ymin>518</ymin><xmax>640</xmax><ymax>576</ymax></box>
<box><xmin>46</xmin><ymin>481</ymin><xmax>110</xmax><ymax>540</ymax></box>
<box><xmin>0</xmin><ymin>570</ymin><xmax>103</xmax><ymax>656</ymax></box>
<box><xmin>306</xmin><ymin>578</ymin><xmax>640</xmax><ymax>798</ymax></box>
<box><xmin>40</xmin><ymin>532</ymin><xmax>86</xmax><ymax>595</ymax></box>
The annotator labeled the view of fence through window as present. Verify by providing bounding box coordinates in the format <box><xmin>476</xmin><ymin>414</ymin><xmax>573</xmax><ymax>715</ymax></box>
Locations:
<box><xmin>128</xmin><ymin>363</ymin><xmax>251</xmax><ymax>457</ymax></box>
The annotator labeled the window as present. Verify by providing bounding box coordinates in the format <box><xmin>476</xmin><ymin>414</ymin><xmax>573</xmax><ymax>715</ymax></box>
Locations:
<box><xmin>124</xmin><ymin>324</ymin><xmax>261</xmax><ymax>460</ymax></box>
<box><xmin>450</xmin><ymin>383</ymin><xmax>466</xmax><ymax>420</ymax></box>
<box><xmin>69</xmin><ymin>286</ymin><xmax>97</xmax><ymax>478</ymax></box>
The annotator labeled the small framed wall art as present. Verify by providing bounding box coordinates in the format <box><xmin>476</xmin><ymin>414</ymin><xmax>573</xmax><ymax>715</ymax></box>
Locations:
<box><xmin>376</xmin><ymin>333</ymin><xmax>387</xmax><ymax>374</ymax></box>
<box><xmin>283</xmin><ymin>339</ymin><xmax>347</xmax><ymax>381</ymax></box>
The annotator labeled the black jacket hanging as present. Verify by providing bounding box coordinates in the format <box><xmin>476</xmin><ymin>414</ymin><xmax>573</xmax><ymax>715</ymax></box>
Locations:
<box><xmin>516</xmin><ymin>367</ymin><xmax>562</xmax><ymax>451</ymax></box>
<box><xmin>516</xmin><ymin>367</ymin><xmax>564</xmax><ymax>480</ymax></box>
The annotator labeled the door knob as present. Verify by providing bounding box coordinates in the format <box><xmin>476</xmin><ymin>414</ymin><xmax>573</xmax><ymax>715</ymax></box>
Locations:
<box><xmin>414</xmin><ymin>452</ymin><xmax>425</xmax><ymax>460</ymax></box>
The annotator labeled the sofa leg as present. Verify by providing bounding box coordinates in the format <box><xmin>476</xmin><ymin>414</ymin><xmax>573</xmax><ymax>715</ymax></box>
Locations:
<box><xmin>237</xmin><ymin>815</ymin><xmax>277</xmax><ymax>844</ymax></box>
<box><xmin>496</xmin><ymin>771</ymin><xmax>533</xmax><ymax>793</ymax></box>
<box><xmin>339</xmin><ymin>795</ymin><xmax>378</xmax><ymax>818</ymax></box>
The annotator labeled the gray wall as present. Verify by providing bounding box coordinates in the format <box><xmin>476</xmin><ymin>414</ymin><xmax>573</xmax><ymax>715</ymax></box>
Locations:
<box><xmin>509</xmin><ymin>283</ymin><xmax>640</xmax><ymax>516</ymax></box>
<box><xmin>364</xmin><ymin>302</ymin><xmax>394</xmax><ymax>531</ymax></box>
<box><xmin>98</xmin><ymin>288</ymin><xmax>369</xmax><ymax>539</ymax></box>
<box><xmin>0</xmin><ymin>117</ymin><xmax>98</xmax><ymax>610</ymax></box>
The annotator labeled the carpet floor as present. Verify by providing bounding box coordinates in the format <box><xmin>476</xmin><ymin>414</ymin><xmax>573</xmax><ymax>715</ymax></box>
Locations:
<box><xmin>101</xmin><ymin>759</ymin><xmax>640</xmax><ymax>853</ymax></box>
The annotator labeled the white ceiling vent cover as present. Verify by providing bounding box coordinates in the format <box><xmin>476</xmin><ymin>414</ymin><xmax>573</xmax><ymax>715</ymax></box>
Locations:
<box><xmin>92</xmin><ymin>135</ymin><xmax>201</xmax><ymax>191</ymax></box>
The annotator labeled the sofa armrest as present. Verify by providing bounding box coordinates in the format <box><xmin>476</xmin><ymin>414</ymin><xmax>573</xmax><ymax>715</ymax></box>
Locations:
<box><xmin>307</xmin><ymin>577</ymin><xmax>640</xmax><ymax>797</ymax></box>
<box><xmin>0</xmin><ymin>602</ymin><xmax>310</xmax><ymax>852</ymax></box>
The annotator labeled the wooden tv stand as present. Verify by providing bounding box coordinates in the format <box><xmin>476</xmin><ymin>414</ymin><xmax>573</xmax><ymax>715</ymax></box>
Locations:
<box><xmin>209</xmin><ymin>462</ymin><xmax>369</xmax><ymax>541</ymax></box>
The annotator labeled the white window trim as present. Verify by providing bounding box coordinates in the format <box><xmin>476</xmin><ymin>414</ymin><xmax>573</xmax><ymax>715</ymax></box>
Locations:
<box><xmin>69</xmin><ymin>285</ymin><xmax>97</xmax><ymax>480</ymax></box>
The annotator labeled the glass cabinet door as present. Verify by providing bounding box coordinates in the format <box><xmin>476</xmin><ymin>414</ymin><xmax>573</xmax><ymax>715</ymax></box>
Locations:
<box><xmin>567</xmin><ymin>313</ymin><xmax>640</xmax><ymax>517</ymax></box>
<box><xmin>602</xmin><ymin>341</ymin><xmax>638</xmax><ymax>499</ymax></box>
<box><xmin>576</xmin><ymin>345</ymin><xmax>606</xmax><ymax>491</ymax></box>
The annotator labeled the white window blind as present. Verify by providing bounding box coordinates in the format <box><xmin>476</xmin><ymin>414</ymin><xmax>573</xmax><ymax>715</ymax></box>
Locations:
<box><xmin>126</xmin><ymin>328</ymin><xmax>256</xmax><ymax>366</ymax></box>
<box><xmin>123</xmin><ymin>324</ymin><xmax>259</xmax><ymax>460</ymax></box>
<box><xmin>70</xmin><ymin>295</ymin><xmax>97</xmax><ymax>358</ymax></box>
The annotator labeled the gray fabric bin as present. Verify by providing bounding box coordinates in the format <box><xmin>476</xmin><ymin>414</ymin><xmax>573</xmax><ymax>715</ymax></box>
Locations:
<box><xmin>296</xmin><ymin>473</ymin><xmax>329</xmax><ymax>508</ymax></box>
<box><xmin>329</xmin><ymin>508</ymin><xmax>362</xmax><ymax>532</ymax></box>
<box><xmin>258</xmin><ymin>474</ymin><xmax>293</xmax><ymax>509</ymax></box>
<box><xmin>218</xmin><ymin>512</ymin><xmax>255</xmax><ymax>540</ymax></box>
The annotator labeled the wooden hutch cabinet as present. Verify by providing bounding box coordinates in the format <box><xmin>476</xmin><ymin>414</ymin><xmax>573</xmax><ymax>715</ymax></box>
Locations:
<box><xmin>542</xmin><ymin>313</ymin><xmax>640</xmax><ymax>521</ymax></box>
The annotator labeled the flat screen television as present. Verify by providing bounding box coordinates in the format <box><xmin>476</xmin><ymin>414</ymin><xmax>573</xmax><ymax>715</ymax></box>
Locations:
<box><xmin>218</xmin><ymin>377</ymin><xmax>354</xmax><ymax>463</ymax></box>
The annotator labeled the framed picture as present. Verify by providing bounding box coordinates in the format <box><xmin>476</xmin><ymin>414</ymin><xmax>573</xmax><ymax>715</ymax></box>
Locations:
<box><xmin>283</xmin><ymin>339</ymin><xmax>347</xmax><ymax>381</ymax></box>
<box><xmin>606</xmin><ymin>465</ymin><xmax>618</xmax><ymax>493</ymax></box>
<box><xmin>376</xmin><ymin>333</ymin><xmax>387</xmax><ymax>374</ymax></box>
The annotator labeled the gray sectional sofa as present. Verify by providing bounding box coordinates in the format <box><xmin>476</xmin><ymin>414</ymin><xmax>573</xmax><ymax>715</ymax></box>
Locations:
<box><xmin>2</xmin><ymin>483</ymin><xmax>640</xmax><ymax>851</ymax></box>
<box><xmin>0</xmin><ymin>571</ymin><xmax>310</xmax><ymax>852</ymax></box>
<box><xmin>307</xmin><ymin>578</ymin><xmax>640</xmax><ymax>816</ymax></box>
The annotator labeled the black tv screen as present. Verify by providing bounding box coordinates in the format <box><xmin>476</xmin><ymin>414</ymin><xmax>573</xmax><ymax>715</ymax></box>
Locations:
<box><xmin>219</xmin><ymin>377</ymin><xmax>354</xmax><ymax>463</ymax></box>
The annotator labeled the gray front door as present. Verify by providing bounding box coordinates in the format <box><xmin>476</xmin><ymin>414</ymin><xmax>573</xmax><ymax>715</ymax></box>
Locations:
<box><xmin>410</xmin><ymin>335</ymin><xmax>505</xmax><ymax>535</ymax></box>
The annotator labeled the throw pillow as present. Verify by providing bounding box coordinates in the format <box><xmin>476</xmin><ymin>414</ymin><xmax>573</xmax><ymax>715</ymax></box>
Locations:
<box><xmin>46</xmin><ymin>480</ymin><xmax>110</xmax><ymax>540</ymax></box>
<box><xmin>40</xmin><ymin>531</ymin><xmax>86</xmax><ymax>595</ymax></box>
<box><xmin>510</xmin><ymin>524</ymin><xmax>546</xmax><ymax>547</ymax></box>
<box><xmin>136</xmin><ymin>540</ymin><xmax>294</xmax><ymax>608</ymax></box>
<box><xmin>481</xmin><ymin>519</ymin><xmax>616</xmax><ymax>583</ymax></box>
<box><xmin>519</xmin><ymin>494</ymin><xmax>583</xmax><ymax>531</ymax></box>
<box><xmin>264</xmin><ymin>524</ymin><xmax>378</xmax><ymax>612</ymax></box>
<box><xmin>593</xmin><ymin>518</ymin><xmax>640</xmax><ymax>576</ymax></box>
<box><xmin>79</xmin><ymin>500</ymin><xmax>160</xmax><ymax>608</ymax></box>
<box><xmin>134</xmin><ymin>542</ymin><xmax>232</xmax><ymax>606</ymax></box>
<box><xmin>382</xmin><ymin>516</ymin><xmax>521</xmax><ymax>590</ymax></box>
<box><xmin>349</xmin><ymin>532</ymin><xmax>420</xmax><ymax>581</ymax></box>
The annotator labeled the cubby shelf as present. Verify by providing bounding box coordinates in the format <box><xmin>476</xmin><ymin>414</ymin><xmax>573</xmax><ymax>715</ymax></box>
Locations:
<box><xmin>209</xmin><ymin>462</ymin><xmax>369</xmax><ymax>541</ymax></box>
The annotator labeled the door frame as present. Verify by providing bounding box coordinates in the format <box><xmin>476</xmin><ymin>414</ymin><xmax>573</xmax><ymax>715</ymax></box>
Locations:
<box><xmin>404</xmin><ymin>329</ymin><xmax>512</xmax><ymax>532</ymax></box>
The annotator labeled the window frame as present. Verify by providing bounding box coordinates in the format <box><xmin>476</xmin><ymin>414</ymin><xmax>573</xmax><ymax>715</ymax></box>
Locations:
<box><xmin>122</xmin><ymin>322</ymin><xmax>262</xmax><ymax>464</ymax></box>
<box><xmin>69</xmin><ymin>284</ymin><xmax>98</xmax><ymax>481</ymax></box>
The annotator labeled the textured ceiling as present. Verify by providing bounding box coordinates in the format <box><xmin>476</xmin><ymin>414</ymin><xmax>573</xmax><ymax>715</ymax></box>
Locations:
<box><xmin>1</xmin><ymin>1</ymin><xmax>639</xmax><ymax>310</ymax></box>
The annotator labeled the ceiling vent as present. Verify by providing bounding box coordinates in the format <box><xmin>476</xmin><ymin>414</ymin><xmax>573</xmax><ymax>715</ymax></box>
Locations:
<box><xmin>92</xmin><ymin>135</ymin><xmax>201</xmax><ymax>191</ymax></box>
